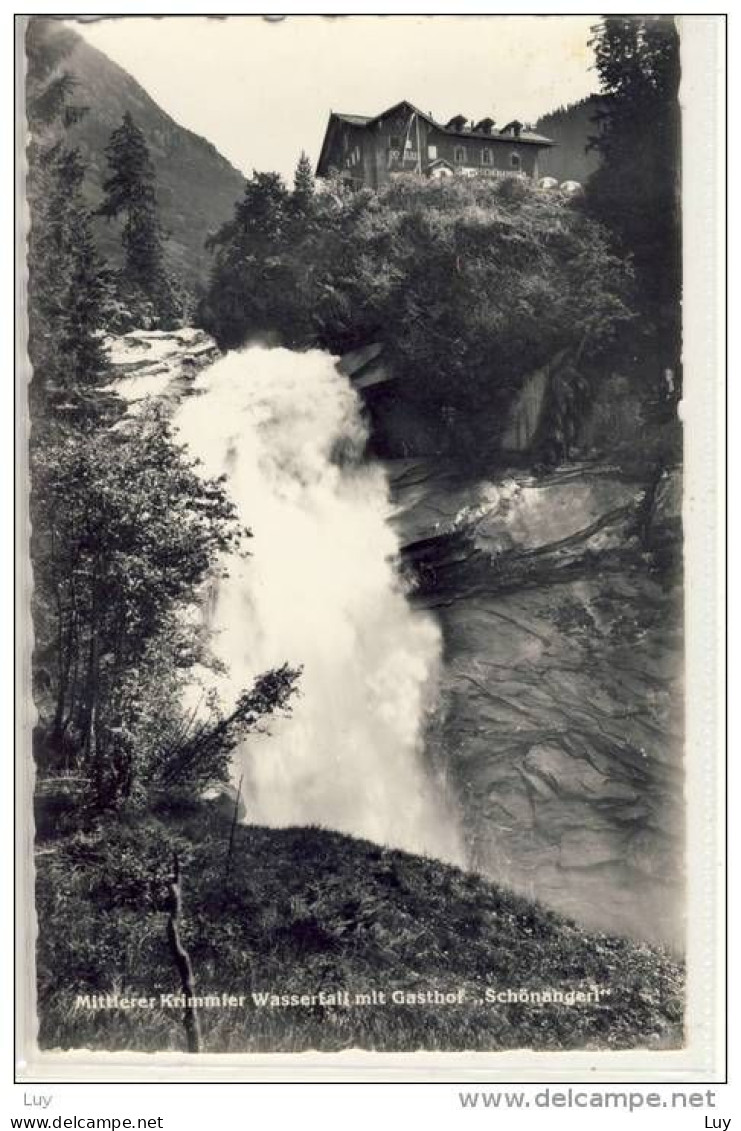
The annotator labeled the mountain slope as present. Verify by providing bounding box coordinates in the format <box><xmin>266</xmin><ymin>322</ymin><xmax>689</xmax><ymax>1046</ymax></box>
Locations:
<box><xmin>535</xmin><ymin>95</ymin><xmax>607</xmax><ymax>185</ymax></box>
<box><xmin>35</xmin><ymin>20</ymin><xmax>246</xmax><ymax>291</ymax></box>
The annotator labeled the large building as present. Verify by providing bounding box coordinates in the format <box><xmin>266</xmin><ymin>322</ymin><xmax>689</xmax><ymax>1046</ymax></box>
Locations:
<box><xmin>316</xmin><ymin>100</ymin><xmax>554</xmax><ymax>189</ymax></box>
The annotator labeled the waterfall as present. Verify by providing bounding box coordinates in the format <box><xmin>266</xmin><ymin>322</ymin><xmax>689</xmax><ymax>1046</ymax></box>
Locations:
<box><xmin>174</xmin><ymin>345</ymin><xmax>463</xmax><ymax>864</ymax></box>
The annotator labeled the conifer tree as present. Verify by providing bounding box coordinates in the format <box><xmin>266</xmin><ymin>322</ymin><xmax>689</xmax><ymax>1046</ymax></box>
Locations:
<box><xmin>586</xmin><ymin>17</ymin><xmax>681</xmax><ymax>370</ymax></box>
<box><xmin>292</xmin><ymin>150</ymin><xmax>315</xmax><ymax>212</ymax></box>
<box><xmin>99</xmin><ymin>111</ymin><xmax>175</xmax><ymax>322</ymax></box>
<box><xmin>26</xmin><ymin>19</ymin><xmax>109</xmax><ymax>404</ymax></box>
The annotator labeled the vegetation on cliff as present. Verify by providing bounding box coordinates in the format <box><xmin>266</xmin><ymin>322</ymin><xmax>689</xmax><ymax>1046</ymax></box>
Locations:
<box><xmin>27</xmin><ymin>19</ymin><xmax>300</xmax><ymax>813</ymax></box>
<box><xmin>199</xmin><ymin>169</ymin><xmax>633</xmax><ymax>458</ymax></box>
<box><xmin>198</xmin><ymin>17</ymin><xmax>680</xmax><ymax>465</ymax></box>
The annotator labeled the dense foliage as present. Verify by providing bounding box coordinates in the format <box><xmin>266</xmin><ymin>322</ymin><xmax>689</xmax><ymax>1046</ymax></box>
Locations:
<box><xmin>199</xmin><ymin>165</ymin><xmax>633</xmax><ymax>456</ymax></box>
<box><xmin>586</xmin><ymin>17</ymin><xmax>681</xmax><ymax>374</ymax></box>
<box><xmin>26</xmin><ymin>19</ymin><xmax>299</xmax><ymax>810</ymax></box>
<box><xmin>25</xmin><ymin>21</ymin><xmax>110</xmax><ymax>410</ymax></box>
<box><xmin>98</xmin><ymin>111</ymin><xmax>186</xmax><ymax>329</ymax></box>
<box><xmin>33</xmin><ymin>410</ymin><xmax>262</xmax><ymax>806</ymax></box>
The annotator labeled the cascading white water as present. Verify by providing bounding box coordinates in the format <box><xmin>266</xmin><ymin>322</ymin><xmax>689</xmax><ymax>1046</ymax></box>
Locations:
<box><xmin>174</xmin><ymin>345</ymin><xmax>463</xmax><ymax>864</ymax></box>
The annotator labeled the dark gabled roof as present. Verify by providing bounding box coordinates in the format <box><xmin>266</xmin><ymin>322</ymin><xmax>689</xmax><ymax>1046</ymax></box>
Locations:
<box><xmin>444</xmin><ymin>128</ymin><xmax>554</xmax><ymax>145</ymax></box>
<box><xmin>365</xmin><ymin>99</ymin><xmax>436</xmax><ymax>129</ymax></box>
<box><xmin>316</xmin><ymin>109</ymin><xmax>380</xmax><ymax>177</ymax></box>
<box><xmin>316</xmin><ymin>100</ymin><xmax>554</xmax><ymax>177</ymax></box>
<box><xmin>364</xmin><ymin>100</ymin><xmax>554</xmax><ymax>146</ymax></box>
<box><xmin>334</xmin><ymin>113</ymin><xmax>373</xmax><ymax>127</ymax></box>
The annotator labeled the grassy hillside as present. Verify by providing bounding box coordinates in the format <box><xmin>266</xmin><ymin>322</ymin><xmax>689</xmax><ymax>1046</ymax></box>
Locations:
<box><xmin>36</xmin><ymin>804</ymin><xmax>683</xmax><ymax>1054</ymax></box>
<box><xmin>33</xmin><ymin>20</ymin><xmax>246</xmax><ymax>290</ymax></box>
<box><xmin>535</xmin><ymin>95</ymin><xmax>607</xmax><ymax>185</ymax></box>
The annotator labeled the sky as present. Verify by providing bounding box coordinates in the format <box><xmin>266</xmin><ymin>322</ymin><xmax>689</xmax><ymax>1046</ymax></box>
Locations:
<box><xmin>75</xmin><ymin>15</ymin><xmax>600</xmax><ymax>182</ymax></box>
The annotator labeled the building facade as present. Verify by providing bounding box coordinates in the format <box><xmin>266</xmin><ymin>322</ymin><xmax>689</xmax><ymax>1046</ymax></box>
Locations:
<box><xmin>316</xmin><ymin>101</ymin><xmax>554</xmax><ymax>189</ymax></box>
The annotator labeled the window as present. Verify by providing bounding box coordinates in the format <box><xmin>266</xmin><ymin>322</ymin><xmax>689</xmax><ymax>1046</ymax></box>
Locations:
<box><xmin>481</xmin><ymin>148</ymin><xmax>492</xmax><ymax>166</ymax></box>
<box><xmin>390</xmin><ymin>135</ymin><xmax>401</xmax><ymax>150</ymax></box>
<box><xmin>454</xmin><ymin>145</ymin><xmax>466</xmax><ymax>163</ymax></box>
<box><xmin>510</xmin><ymin>151</ymin><xmax>522</xmax><ymax>171</ymax></box>
<box><xmin>428</xmin><ymin>144</ymin><xmax>438</xmax><ymax>160</ymax></box>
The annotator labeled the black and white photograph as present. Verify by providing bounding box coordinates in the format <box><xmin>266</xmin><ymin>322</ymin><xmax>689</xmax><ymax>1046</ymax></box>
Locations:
<box><xmin>15</xmin><ymin>12</ymin><xmax>724</xmax><ymax>1076</ymax></box>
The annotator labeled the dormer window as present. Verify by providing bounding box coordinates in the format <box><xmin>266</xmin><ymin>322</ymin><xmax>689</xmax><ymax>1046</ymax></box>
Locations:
<box><xmin>317</xmin><ymin>105</ymin><xmax>553</xmax><ymax>188</ymax></box>
<box><xmin>502</xmin><ymin>120</ymin><xmax>523</xmax><ymax>138</ymax></box>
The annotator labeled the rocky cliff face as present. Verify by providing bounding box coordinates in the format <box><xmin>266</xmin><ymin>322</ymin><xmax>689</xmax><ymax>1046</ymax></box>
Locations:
<box><xmin>348</xmin><ymin>343</ymin><xmax>657</xmax><ymax>465</ymax></box>
<box><xmin>389</xmin><ymin>458</ymin><xmax>683</xmax><ymax>947</ymax></box>
<box><xmin>102</xmin><ymin>331</ymin><xmax>684</xmax><ymax>948</ymax></box>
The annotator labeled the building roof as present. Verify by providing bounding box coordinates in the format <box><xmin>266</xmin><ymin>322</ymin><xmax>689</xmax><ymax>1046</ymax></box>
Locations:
<box><xmin>334</xmin><ymin>113</ymin><xmax>373</xmax><ymax>127</ymax></box>
<box><xmin>317</xmin><ymin>100</ymin><xmax>554</xmax><ymax>176</ymax></box>
<box><xmin>426</xmin><ymin>157</ymin><xmax>455</xmax><ymax>172</ymax></box>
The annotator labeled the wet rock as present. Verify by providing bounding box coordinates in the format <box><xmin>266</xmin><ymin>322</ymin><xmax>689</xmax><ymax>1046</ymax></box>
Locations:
<box><xmin>521</xmin><ymin>743</ymin><xmax>640</xmax><ymax>802</ymax></box>
<box><xmin>487</xmin><ymin>788</ymin><xmax>535</xmax><ymax>829</ymax></box>
<box><xmin>559</xmin><ymin>827</ymin><xmax>627</xmax><ymax>868</ymax></box>
<box><xmin>391</xmin><ymin>457</ymin><xmax>684</xmax><ymax>945</ymax></box>
<box><xmin>625</xmin><ymin>828</ymin><xmax>680</xmax><ymax>879</ymax></box>
<box><xmin>648</xmin><ymin>467</ymin><xmax>682</xmax><ymax>545</ymax></box>
<box><xmin>103</xmin><ymin>328</ymin><xmax>221</xmax><ymax>408</ymax></box>
<box><xmin>474</xmin><ymin>474</ymin><xmax>640</xmax><ymax>554</ymax></box>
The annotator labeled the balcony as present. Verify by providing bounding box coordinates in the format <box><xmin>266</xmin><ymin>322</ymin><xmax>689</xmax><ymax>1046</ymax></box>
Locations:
<box><xmin>387</xmin><ymin>148</ymin><xmax>419</xmax><ymax>169</ymax></box>
<box><xmin>446</xmin><ymin>166</ymin><xmax>529</xmax><ymax>181</ymax></box>
<box><xmin>485</xmin><ymin>168</ymin><xmax>527</xmax><ymax>180</ymax></box>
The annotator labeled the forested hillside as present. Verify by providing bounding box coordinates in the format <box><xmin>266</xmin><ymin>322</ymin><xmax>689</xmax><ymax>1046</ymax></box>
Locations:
<box><xmin>40</xmin><ymin>20</ymin><xmax>246</xmax><ymax>291</ymax></box>
<box><xmin>535</xmin><ymin>95</ymin><xmax>606</xmax><ymax>184</ymax></box>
